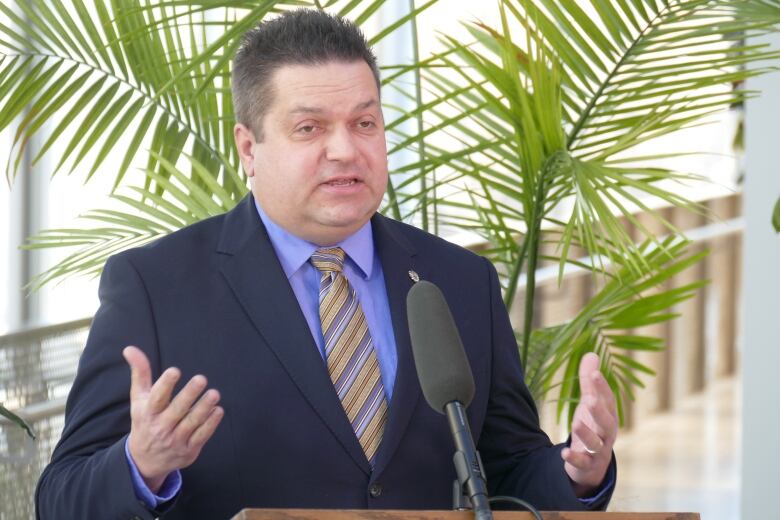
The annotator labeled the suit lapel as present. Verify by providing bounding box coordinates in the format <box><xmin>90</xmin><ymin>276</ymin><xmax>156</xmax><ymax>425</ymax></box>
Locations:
<box><xmin>370</xmin><ymin>214</ymin><xmax>423</xmax><ymax>476</ymax></box>
<box><xmin>217</xmin><ymin>196</ymin><xmax>371</xmax><ymax>474</ymax></box>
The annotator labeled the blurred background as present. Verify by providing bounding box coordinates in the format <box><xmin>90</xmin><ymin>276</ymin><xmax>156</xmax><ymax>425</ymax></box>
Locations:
<box><xmin>1</xmin><ymin>2</ymin><xmax>778</xmax><ymax>519</ymax></box>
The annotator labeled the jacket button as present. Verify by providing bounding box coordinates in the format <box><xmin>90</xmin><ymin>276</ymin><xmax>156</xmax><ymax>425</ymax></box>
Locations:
<box><xmin>369</xmin><ymin>483</ymin><xmax>383</xmax><ymax>497</ymax></box>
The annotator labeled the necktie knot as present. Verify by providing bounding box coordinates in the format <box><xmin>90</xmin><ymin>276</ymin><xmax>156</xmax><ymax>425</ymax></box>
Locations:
<box><xmin>311</xmin><ymin>247</ymin><xmax>345</xmax><ymax>273</ymax></box>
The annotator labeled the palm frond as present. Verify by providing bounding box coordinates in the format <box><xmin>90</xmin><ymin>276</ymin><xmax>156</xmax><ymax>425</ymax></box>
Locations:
<box><xmin>411</xmin><ymin>0</ymin><xmax>778</xmax><ymax>285</ymax></box>
<box><xmin>523</xmin><ymin>236</ymin><xmax>708</xmax><ymax>425</ymax></box>
<box><xmin>25</xmin><ymin>154</ymin><xmax>245</xmax><ymax>289</ymax></box>
<box><xmin>517</xmin><ymin>243</ymin><xmax>704</xmax><ymax>423</ymax></box>
<box><xmin>0</xmin><ymin>1</ymin><xmax>314</xmax><ymax>193</ymax></box>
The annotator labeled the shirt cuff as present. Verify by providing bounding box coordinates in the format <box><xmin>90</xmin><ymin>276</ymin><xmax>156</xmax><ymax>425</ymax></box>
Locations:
<box><xmin>576</xmin><ymin>458</ymin><xmax>616</xmax><ymax>507</ymax></box>
<box><xmin>124</xmin><ymin>438</ymin><xmax>182</xmax><ymax>508</ymax></box>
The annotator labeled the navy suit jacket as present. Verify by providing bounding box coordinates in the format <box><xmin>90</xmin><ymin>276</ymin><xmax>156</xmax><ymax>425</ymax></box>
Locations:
<box><xmin>36</xmin><ymin>195</ymin><xmax>613</xmax><ymax>519</ymax></box>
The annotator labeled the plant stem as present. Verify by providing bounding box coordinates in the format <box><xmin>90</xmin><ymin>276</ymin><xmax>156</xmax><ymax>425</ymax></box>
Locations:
<box><xmin>503</xmin><ymin>224</ymin><xmax>530</xmax><ymax>309</ymax></box>
<box><xmin>519</xmin><ymin>169</ymin><xmax>548</xmax><ymax>370</ymax></box>
<box><xmin>516</xmin><ymin>149</ymin><xmax>570</xmax><ymax>369</ymax></box>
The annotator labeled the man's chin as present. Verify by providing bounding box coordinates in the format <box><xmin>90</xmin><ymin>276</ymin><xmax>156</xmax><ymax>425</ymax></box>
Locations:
<box><xmin>323</xmin><ymin>204</ymin><xmax>378</xmax><ymax>225</ymax></box>
<box><xmin>306</xmin><ymin>212</ymin><xmax>375</xmax><ymax>244</ymax></box>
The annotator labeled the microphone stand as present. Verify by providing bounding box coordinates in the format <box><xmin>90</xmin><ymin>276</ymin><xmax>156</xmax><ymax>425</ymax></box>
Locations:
<box><xmin>445</xmin><ymin>401</ymin><xmax>493</xmax><ymax>520</ymax></box>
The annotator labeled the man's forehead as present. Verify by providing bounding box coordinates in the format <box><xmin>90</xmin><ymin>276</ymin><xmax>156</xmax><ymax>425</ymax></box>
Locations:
<box><xmin>267</xmin><ymin>61</ymin><xmax>379</xmax><ymax>108</ymax></box>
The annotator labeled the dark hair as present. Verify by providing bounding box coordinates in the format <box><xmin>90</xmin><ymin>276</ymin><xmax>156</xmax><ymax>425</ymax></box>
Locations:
<box><xmin>232</xmin><ymin>9</ymin><xmax>380</xmax><ymax>140</ymax></box>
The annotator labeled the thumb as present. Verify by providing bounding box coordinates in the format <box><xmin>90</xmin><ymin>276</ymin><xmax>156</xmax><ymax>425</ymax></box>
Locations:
<box><xmin>578</xmin><ymin>352</ymin><xmax>600</xmax><ymax>397</ymax></box>
<box><xmin>123</xmin><ymin>346</ymin><xmax>152</xmax><ymax>399</ymax></box>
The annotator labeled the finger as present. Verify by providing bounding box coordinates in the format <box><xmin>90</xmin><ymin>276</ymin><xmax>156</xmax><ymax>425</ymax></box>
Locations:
<box><xmin>147</xmin><ymin>367</ymin><xmax>182</xmax><ymax>414</ymax></box>
<box><xmin>590</xmin><ymin>370</ymin><xmax>618</xmax><ymax>421</ymax></box>
<box><xmin>584</xmin><ymin>392</ymin><xmax>618</xmax><ymax>442</ymax></box>
<box><xmin>578</xmin><ymin>352</ymin><xmax>600</xmax><ymax>397</ymax></box>
<box><xmin>123</xmin><ymin>346</ymin><xmax>152</xmax><ymax>399</ymax></box>
<box><xmin>174</xmin><ymin>389</ymin><xmax>221</xmax><ymax>440</ymax></box>
<box><xmin>159</xmin><ymin>375</ymin><xmax>209</xmax><ymax>427</ymax></box>
<box><xmin>571</xmin><ymin>412</ymin><xmax>604</xmax><ymax>454</ymax></box>
<box><xmin>187</xmin><ymin>406</ymin><xmax>224</xmax><ymax>449</ymax></box>
<box><xmin>561</xmin><ymin>447</ymin><xmax>594</xmax><ymax>471</ymax></box>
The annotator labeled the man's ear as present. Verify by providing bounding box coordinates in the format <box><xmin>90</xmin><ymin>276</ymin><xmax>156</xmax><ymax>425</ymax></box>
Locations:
<box><xmin>234</xmin><ymin>123</ymin><xmax>257</xmax><ymax>177</ymax></box>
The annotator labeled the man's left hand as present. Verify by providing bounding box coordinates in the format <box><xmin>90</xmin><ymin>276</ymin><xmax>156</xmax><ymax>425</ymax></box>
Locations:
<box><xmin>561</xmin><ymin>352</ymin><xmax>618</xmax><ymax>497</ymax></box>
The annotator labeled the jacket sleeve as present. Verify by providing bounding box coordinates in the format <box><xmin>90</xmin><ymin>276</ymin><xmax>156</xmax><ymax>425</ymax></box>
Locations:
<box><xmin>35</xmin><ymin>253</ymin><xmax>172</xmax><ymax>520</ymax></box>
<box><xmin>476</xmin><ymin>257</ymin><xmax>616</xmax><ymax>511</ymax></box>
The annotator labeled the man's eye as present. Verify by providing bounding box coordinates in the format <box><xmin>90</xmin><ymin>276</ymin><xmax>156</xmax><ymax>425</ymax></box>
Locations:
<box><xmin>357</xmin><ymin>120</ymin><xmax>375</xmax><ymax>129</ymax></box>
<box><xmin>297</xmin><ymin>125</ymin><xmax>316</xmax><ymax>134</ymax></box>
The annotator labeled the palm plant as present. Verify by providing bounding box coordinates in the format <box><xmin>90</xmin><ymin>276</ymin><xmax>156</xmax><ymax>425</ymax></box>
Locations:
<box><xmin>384</xmin><ymin>0</ymin><xmax>780</xmax><ymax>422</ymax></box>
<box><xmin>1</xmin><ymin>0</ymin><xmax>779</xmax><ymax>433</ymax></box>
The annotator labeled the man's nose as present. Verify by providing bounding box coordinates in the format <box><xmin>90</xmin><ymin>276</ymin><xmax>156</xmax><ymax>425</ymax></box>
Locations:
<box><xmin>324</xmin><ymin>127</ymin><xmax>358</xmax><ymax>162</ymax></box>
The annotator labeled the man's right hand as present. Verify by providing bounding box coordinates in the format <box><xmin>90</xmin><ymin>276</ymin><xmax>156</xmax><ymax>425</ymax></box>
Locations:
<box><xmin>123</xmin><ymin>346</ymin><xmax>224</xmax><ymax>493</ymax></box>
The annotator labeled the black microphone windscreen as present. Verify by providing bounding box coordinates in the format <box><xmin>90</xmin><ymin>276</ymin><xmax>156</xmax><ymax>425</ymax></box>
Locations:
<box><xmin>407</xmin><ymin>280</ymin><xmax>475</xmax><ymax>414</ymax></box>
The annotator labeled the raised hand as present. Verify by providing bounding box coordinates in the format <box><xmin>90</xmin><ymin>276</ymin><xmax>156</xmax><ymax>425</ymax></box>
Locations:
<box><xmin>123</xmin><ymin>346</ymin><xmax>224</xmax><ymax>493</ymax></box>
<box><xmin>561</xmin><ymin>352</ymin><xmax>618</xmax><ymax>496</ymax></box>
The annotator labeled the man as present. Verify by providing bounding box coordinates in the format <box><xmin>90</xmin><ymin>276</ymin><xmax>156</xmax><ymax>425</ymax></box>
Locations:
<box><xmin>36</xmin><ymin>9</ymin><xmax>617</xmax><ymax>519</ymax></box>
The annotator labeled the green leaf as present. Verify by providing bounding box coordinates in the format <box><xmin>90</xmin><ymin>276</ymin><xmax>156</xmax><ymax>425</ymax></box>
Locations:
<box><xmin>33</xmin><ymin>76</ymin><xmax>109</xmax><ymax>167</ymax></box>
<box><xmin>0</xmin><ymin>3</ymin><xmax>56</xmax><ymax>53</ymax></box>
<box><xmin>0</xmin><ymin>404</ymin><xmax>35</xmax><ymax>439</ymax></box>
<box><xmin>86</xmin><ymin>96</ymin><xmax>145</xmax><ymax>181</ymax></box>
<box><xmin>71</xmin><ymin>0</ymin><xmax>113</xmax><ymax>70</ymax></box>
<box><xmin>0</xmin><ymin>58</ymin><xmax>55</xmax><ymax>129</ymax></box>
<box><xmin>57</xmin><ymin>84</ymin><xmax>125</xmax><ymax>174</ymax></box>
<box><xmin>114</xmin><ymin>103</ymin><xmax>159</xmax><ymax>191</ymax></box>
<box><xmin>12</xmin><ymin>63</ymin><xmax>79</xmax><ymax>146</ymax></box>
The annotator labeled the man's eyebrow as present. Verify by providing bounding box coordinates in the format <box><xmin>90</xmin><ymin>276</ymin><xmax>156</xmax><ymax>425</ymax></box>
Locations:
<box><xmin>288</xmin><ymin>99</ymin><xmax>378</xmax><ymax>116</ymax></box>
<box><xmin>289</xmin><ymin>105</ymin><xmax>324</xmax><ymax>115</ymax></box>
<box><xmin>353</xmin><ymin>99</ymin><xmax>378</xmax><ymax>112</ymax></box>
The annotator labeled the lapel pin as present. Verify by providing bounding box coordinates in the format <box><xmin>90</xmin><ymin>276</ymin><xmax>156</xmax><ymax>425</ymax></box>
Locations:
<box><xmin>408</xmin><ymin>270</ymin><xmax>420</xmax><ymax>283</ymax></box>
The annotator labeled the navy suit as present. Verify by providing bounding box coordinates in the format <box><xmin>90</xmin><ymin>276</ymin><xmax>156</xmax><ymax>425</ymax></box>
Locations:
<box><xmin>36</xmin><ymin>195</ymin><xmax>613</xmax><ymax>519</ymax></box>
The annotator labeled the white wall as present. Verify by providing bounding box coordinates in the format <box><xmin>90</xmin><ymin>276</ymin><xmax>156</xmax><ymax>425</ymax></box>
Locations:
<box><xmin>741</xmin><ymin>30</ymin><xmax>780</xmax><ymax>520</ymax></box>
<box><xmin>0</xmin><ymin>129</ymin><xmax>10</xmax><ymax>334</ymax></box>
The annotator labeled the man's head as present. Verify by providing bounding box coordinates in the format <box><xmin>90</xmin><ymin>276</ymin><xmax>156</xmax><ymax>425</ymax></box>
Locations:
<box><xmin>233</xmin><ymin>10</ymin><xmax>388</xmax><ymax>246</ymax></box>
<box><xmin>232</xmin><ymin>9</ymin><xmax>381</xmax><ymax>140</ymax></box>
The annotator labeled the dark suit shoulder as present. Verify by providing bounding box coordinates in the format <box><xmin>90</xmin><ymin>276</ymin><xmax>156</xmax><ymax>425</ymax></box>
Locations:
<box><xmin>104</xmin><ymin>210</ymin><xmax>235</xmax><ymax>292</ymax></box>
<box><xmin>114</xmin><ymin>210</ymin><xmax>230</xmax><ymax>266</ymax></box>
<box><xmin>374</xmin><ymin>213</ymin><xmax>487</xmax><ymax>269</ymax></box>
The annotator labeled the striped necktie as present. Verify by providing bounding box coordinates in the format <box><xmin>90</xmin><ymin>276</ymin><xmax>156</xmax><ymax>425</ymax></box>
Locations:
<box><xmin>311</xmin><ymin>247</ymin><xmax>388</xmax><ymax>465</ymax></box>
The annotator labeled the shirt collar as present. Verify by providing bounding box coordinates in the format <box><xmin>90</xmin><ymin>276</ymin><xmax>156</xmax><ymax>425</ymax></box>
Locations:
<box><xmin>254</xmin><ymin>198</ymin><xmax>374</xmax><ymax>280</ymax></box>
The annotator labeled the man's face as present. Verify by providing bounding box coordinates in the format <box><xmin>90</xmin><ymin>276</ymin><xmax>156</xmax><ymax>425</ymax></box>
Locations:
<box><xmin>235</xmin><ymin>60</ymin><xmax>388</xmax><ymax>246</ymax></box>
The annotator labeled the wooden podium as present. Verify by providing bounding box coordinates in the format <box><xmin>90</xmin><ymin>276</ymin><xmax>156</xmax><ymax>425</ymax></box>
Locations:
<box><xmin>232</xmin><ymin>510</ymin><xmax>700</xmax><ymax>519</ymax></box>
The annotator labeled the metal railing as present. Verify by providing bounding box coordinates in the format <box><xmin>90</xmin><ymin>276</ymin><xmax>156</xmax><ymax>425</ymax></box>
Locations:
<box><xmin>1</xmin><ymin>318</ymin><xmax>90</xmax><ymax>519</ymax></box>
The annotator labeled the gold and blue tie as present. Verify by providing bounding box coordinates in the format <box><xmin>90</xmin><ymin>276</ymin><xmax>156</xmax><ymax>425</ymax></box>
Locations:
<box><xmin>311</xmin><ymin>247</ymin><xmax>388</xmax><ymax>465</ymax></box>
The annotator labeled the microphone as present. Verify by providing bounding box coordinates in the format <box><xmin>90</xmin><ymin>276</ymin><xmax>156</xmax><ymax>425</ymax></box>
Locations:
<box><xmin>407</xmin><ymin>281</ymin><xmax>493</xmax><ymax>520</ymax></box>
